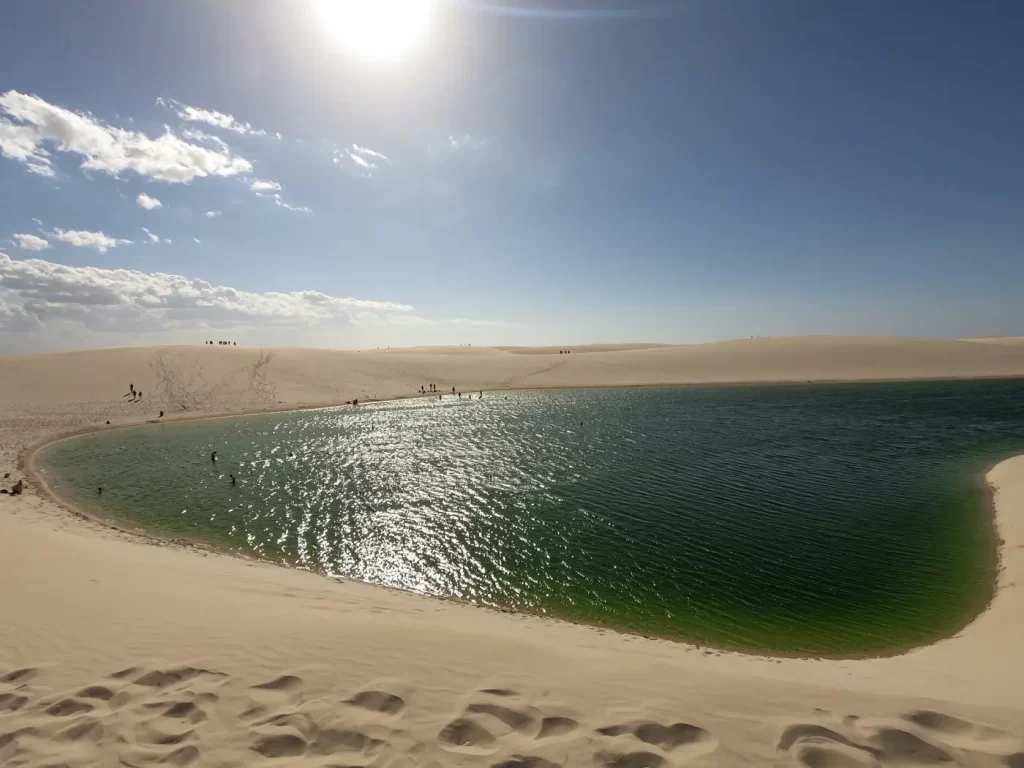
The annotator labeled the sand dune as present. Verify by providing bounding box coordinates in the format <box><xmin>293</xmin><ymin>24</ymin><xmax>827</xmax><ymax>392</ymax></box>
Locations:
<box><xmin>4</xmin><ymin>336</ymin><xmax>1024</xmax><ymax>409</ymax></box>
<box><xmin>496</xmin><ymin>343</ymin><xmax>676</xmax><ymax>355</ymax></box>
<box><xmin>961</xmin><ymin>337</ymin><xmax>1024</xmax><ymax>346</ymax></box>
<box><xmin>1</xmin><ymin>337</ymin><xmax>1023</xmax><ymax>766</ymax></box>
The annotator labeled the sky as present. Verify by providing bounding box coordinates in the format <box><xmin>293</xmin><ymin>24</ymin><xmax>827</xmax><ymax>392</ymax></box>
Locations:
<box><xmin>1</xmin><ymin>0</ymin><xmax>1022</xmax><ymax>353</ymax></box>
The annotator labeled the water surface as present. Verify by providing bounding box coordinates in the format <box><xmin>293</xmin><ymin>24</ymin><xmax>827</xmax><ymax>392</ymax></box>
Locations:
<box><xmin>40</xmin><ymin>380</ymin><xmax>1024</xmax><ymax>655</ymax></box>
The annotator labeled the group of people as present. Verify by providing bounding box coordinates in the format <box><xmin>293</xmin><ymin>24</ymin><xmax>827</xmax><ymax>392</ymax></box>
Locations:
<box><xmin>210</xmin><ymin>452</ymin><xmax>236</xmax><ymax>484</ymax></box>
<box><xmin>123</xmin><ymin>383</ymin><xmax>143</xmax><ymax>402</ymax></box>
<box><xmin>206</xmin><ymin>340</ymin><xmax>236</xmax><ymax>346</ymax></box>
<box><xmin>558</xmin><ymin>349</ymin><xmax>572</xmax><ymax>354</ymax></box>
<box><xmin>417</xmin><ymin>383</ymin><xmax>484</xmax><ymax>401</ymax></box>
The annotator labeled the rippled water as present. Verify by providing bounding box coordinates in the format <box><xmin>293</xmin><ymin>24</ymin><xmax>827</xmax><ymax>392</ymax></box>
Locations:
<box><xmin>40</xmin><ymin>380</ymin><xmax>1024</xmax><ymax>655</ymax></box>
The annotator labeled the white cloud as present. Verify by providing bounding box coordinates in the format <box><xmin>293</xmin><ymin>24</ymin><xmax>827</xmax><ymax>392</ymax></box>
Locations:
<box><xmin>204</xmin><ymin>210</ymin><xmax>221</xmax><ymax>218</ymax></box>
<box><xmin>333</xmin><ymin>143</ymin><xmax>390</xmax><ymax>175</ymax></box>
<box><xmin>351</xmin><ymin>144</ymin><xmax>389</xmax><ymax>163</ymax></box>
<box><xmin>157</xmin><ymin>97</ymin><xmax>275</xmax><ymax>139</ymax></box>
<box><xmin>193</xmin><ymin>237</ymin><xmax>201</xmax><ymax>244</ymax></box>
<box><xmin>250</xmin><ymin>178</ymin><xmax>281</xmax><ymax>192</ymax></box>
<box><xmin>247</xmin><ymin>179</ymin><xmax>310</xmax><ymax>214</ymax></box>
<box><xmin>13</xmin><ymin>233</ymin><xmax>50</xmax><ymax>251</ymax></box>
<box><xmin>0</xmin><ymin>90</ymin><xmax>252</xmax><ymax>183</ymax></box>
<box><xmin>0</xmin><ymin>253</ymin><xmax>415</xmax><ymax>335</ymax></box>
<box><xmin>272</xmin><ymin>193</ymin><xmax>312</xmax><ymax>215</ymax></box>
<box><xmin>48</xmin><ymin>228</ymin><xmax>132</xmax><ymax>253</ymax></box>
<box><xmin>136</xmin><ymin>192</ymin><xmax>162</xmax><ymax>210</ymax></box>
<box><xmin>349</xmin><ymin>153</ymin><xmax>372</xmax><ymax>169</ymax></box>
<box><xmin>141</xmin><ymin>227</ymin><xmax>173</xmax><ymax>245</ymax></box>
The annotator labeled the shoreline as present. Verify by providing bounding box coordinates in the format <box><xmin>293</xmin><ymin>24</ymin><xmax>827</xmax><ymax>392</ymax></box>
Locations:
<box><xmin>22</xmin><ymin>382</ymin><xmax>1015</xmax><ymax>662</ymax></box>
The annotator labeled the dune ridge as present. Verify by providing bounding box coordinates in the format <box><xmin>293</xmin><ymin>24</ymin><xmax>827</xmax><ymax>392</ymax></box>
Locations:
<box><xmin>1</xmin><ymin>337</ymin><xmax>1023</xmax><ymax>766</ymax></box>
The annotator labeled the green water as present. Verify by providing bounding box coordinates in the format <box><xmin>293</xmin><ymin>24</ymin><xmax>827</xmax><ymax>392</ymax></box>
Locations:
<box><xmin>39</xmin><ymin>380</ymin><xmax>1024</xmax><ymax>656</ymax></box>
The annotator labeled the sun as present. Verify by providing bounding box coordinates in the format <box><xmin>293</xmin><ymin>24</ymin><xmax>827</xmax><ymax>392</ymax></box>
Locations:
<box><xmin>311</xmin><ymin>0</ymin><xmax>434</xmax><ymax>61</ymax></box>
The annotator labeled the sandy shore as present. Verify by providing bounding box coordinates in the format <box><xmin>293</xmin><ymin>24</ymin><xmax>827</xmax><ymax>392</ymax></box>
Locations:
<box><xmin>1</xmin><ymin>338</ymin><xmax>1023</xmax><ymax>767</ymax></box>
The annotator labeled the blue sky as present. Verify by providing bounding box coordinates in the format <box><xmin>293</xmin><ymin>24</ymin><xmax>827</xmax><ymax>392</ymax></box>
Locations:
<box><xmin>1</xmin><ymin>0</ymin><xmax>1022</xmax><ymax>352</ymax></box>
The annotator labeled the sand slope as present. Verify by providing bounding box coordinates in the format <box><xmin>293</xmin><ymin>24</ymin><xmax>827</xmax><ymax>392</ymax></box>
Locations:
<box><xmin>1</xmin><ymin>337</ymin><xmax>1023</xmax><ymax>767</ymax></box>
<box><xmin>5</xmin><ymin>336</ymin><xmax>1024</xmax><ymax>406</ymax></box>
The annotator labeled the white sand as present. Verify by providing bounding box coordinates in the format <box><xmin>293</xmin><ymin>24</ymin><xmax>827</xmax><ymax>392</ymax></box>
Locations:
<box><xmin>1</xmin><ymin>337</ymin><xmax>1022</xmax><ymax>767</ymax></box>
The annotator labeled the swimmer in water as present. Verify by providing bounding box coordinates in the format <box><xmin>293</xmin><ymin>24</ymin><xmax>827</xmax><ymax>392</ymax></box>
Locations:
<box><xmin>211</xmin><ymin>451</ymin><xmax>217</xmax><ymax>463</ymax></box>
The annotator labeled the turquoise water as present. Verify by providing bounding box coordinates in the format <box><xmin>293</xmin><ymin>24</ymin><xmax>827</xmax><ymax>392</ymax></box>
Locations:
<box><xmin>40</xmin><ymin>380</ymin><xmax>1024</xmax><ymax>656</ymax></box>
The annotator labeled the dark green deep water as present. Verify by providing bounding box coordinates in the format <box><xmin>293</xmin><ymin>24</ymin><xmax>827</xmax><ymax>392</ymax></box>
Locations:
<box><xmin>39</xmin><ymin>380</ymin><xmax>1024</xmax><ymax>656</ymax></box>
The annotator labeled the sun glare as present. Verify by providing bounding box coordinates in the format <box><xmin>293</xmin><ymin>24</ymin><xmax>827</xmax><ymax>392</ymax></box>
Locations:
<box><xmin>311</xmin><ymin>0</ymin><xmax>434</xmax><ymax>61</ymax></box>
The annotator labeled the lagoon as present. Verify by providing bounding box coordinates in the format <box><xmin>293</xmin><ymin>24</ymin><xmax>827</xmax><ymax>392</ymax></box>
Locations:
<box><xmin>39</xmin><ymin>380</ymin><xmax>1024</xmax><ymax>656</ymax></box>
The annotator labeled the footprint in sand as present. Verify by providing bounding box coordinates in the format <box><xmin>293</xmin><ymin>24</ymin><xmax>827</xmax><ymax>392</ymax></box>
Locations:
<box><xmin>780</xmin><ymin>719</ymin><xmax>967</xmax><ymax>768</ymax></box>
<box><xmin>790</xmin><ymin>741</ymin><xmax>882</xmax><ymax>768</ymax></box>
<box><xmin>249</xmin><ymin>719</ymin><xmax>392</xmax><ymax>761</ymax></box>
<box><xmin>251</xmin><ymin>674</ymin><xmax>303</xmax><ymax>693</ymax></box>
<box><xmin>438</xmin><ymin>685</ymin><xmax>581</xmax><ymax>756</ymax></box>
<box><xmin>595</xmin><ymin>749</ymin><xmax>669</xmax><ymax>768</ymax></box>
<box><xmin>110</xmin><ymin>666</ymin><xmax>142</xmax><ymax>680</ymax></box>
<box><xmin>779</xmin><ymin>724</ymin><xmax>881</xmax><ymax>768</ymax></box>
<box><xmin>76</xmin><ymin>684</ymin><xmax>116</xmax><ymax>702</ymax></box>
<box><xmin>902</xmin><ymin>711</ymin><xmax>1022</xmax><ymax>754</ymax></box>
<box><xmin>494</xmin><ymin>756</ymin><xmax>562</xmax><ymax>768</ymax></box>
<box><xmin>346</xmin><ymin>689</ymin><xmax>406</xmax><ymax>716</ymax></box>
<box><xmin>251</xmin><ymin>731</ymin><xmax>309</xmax><ymax>758</ymax></box>
<box><xmin>133</xmin><ymin>666</ymin><xmax>225</xmax><ymax>690</ymax></box>
<box><xmin>596</xmin><ymin>719</ymin><xmax>718</xmax><ymax>763</ymax></box>
<box><xmin>309</xmin><ymin>727</ymin><xmax>386</xmax><ymax>756</ymax></box>
<box><xmin>161</xmin><ymin>699</ymin><xmax>211</xmax><ymax>725</ymax></box>
<box><xmin>538</xmin><ymin>716</ymin><xmax>580</xmax><ymax>740</ymax></box>
<box><xmin>44</xmin><ymin>697</ymin><xmax>94</xmax><ymax>717</ymax></box>
<box><xmin>779</xmin><ymin>725</ymin><xmax>869</xmax><ymax>753</ymax></box>
<box><xmin>866</xmin><ymin>727</ymin><xmax>955</xmax><ymax>765</ymax></box>
<box><xmin>0</xmin><ymin>667</ymin><xmax>39</xmax><ymax>685</ymax></box>
<box><xmin>438</xmin><ymin>716</ymin><xmax>499</xmax><ymax>755</ymax></box>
